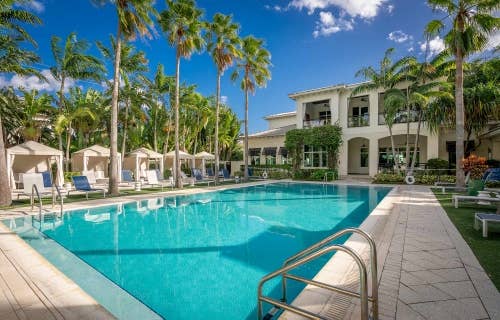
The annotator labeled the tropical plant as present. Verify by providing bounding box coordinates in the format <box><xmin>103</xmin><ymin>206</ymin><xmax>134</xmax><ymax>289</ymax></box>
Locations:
<box><xmin>50</xmin><ymin>32</ymin><xmax>105</xmax><ymax>151</ymax></box>
<box><xmin>94</xmin><ymin>0</ymin><xmax>156</xmax><ymax>195</ymax></box>
<box><xmin>0</xmin><ymin>0</ymin><xmax>42</xmax><ymax>206</ymax></box>
<box><xmin>18</xmin><ymin>89</ymin><xmax>54</xmax><ymax>142</ymax></box>
<box><xmin>206</xmin><ymin>13</ymin><xmax>241</xmax><ymax>184</ymax></box>
<box><xmin>231</xmin><ymin>36</ymin><xmax>271</xmax><ymax>181</ymax></box>
<box><xmin>426</xmin><ymin>0</ymin><xmax>500</xmax><ymax>186</ymax></box>
<box><xmin>352</xmin><ymin>48</ymin><xmax>412</xmax><ymax>174</ymax></box>
<box><xmin>159</xmin><ymin>0</ymin><xmax>205</xmax><ymax>188</ymax></box>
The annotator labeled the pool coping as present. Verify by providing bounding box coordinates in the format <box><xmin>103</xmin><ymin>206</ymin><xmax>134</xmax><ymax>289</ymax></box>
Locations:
<box><xmin>0</xmin><ymin>180</ymin><xmax>395</xmax><ymax>319</ymax></box>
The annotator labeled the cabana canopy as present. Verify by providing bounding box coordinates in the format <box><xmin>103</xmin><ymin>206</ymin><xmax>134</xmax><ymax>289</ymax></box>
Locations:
<box><xmin>164</xmin><ymin>150</ymin><xmax>194</xmax><ymax>175</ymax></box>
<box><xmin>6</xmin><ymin>141</ymin><xmax>64</xmax><ymax>189</ymax></box>
<box><xmin>194</xmin><ymin>151</ymin><xmax>215</xmax><ymax>160</ymax></box>
<box><xmin>71</xmin><ymin>145</ymin><xmax>121</xmax><ymax>181</ymax></box>
<box><xmin>124</xmin><ymin>148</ymin><xmax>164</xmax><ymax>181</ymax></box>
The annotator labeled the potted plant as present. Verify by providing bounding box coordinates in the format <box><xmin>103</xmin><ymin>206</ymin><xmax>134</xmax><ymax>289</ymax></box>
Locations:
<box><xmin>462</xmin><ymin>155</ymin><xmax>488</xmax><ymax>196</ymax></box>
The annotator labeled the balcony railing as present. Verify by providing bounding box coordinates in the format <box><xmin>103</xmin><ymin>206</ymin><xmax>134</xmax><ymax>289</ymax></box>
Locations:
<box><xmin>348</xmin><ymin>115</ymin><xmax>370</xmax><ymax>127</ymax></box>
<box><xmin>378</xmin><ymin>110</ymin><xmax>421</xmax><ymax>125</ymax></box>
<box><xmin>303</xmin><ymin>118</ymin><xmax>331</xmax><ymax>128</ymax></box>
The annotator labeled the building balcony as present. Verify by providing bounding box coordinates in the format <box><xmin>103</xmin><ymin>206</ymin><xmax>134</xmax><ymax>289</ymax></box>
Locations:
<box><xmin>378</xmin><ymin>110</ymin><xmax>421</xmax><ymax>125</ymax></box>
<box><xmin>303</xmin><ymin>118</ymin><xmax>331</xmax><ymax>128</ymax></box>
<box><xmin>348</xmin><ymin>115</ymin><xmax>370</xmax><ymax>128</ymax></box>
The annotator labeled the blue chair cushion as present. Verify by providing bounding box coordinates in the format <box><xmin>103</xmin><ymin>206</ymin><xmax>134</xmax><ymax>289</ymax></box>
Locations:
<box><xmin>122</xmin><ymin>170</ymin><xmax>133</xmax><ymax>182</ymax></box>
<box><xmin>41</xmin><ymin>171</ymin><xmax>52</xmax><ymax>188</ymax></box>
<box><xmin>72</xmin><ymin>176</ymin><xmax>93</xmax><ymax>191</ymax></box>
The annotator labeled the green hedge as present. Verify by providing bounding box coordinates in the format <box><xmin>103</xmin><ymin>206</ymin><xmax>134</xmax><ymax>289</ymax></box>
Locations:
<box><xmin>292</xmin><ymin>169</ymin><xmax>338</xmax><ymax>181</ymax></box>
<box><xmin>373</xmin><ymin>173</ymin><xmax>456</xmax><ymax>185</ymax></box>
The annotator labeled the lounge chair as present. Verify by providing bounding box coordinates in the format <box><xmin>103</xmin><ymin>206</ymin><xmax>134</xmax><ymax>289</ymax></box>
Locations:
<box><xmin>121</xmin><ymin>170</ymin><xmax>135</xmax><ymax>186</ymax></box>
<box><xmin>70</xmin><ymin>176</ymin><xmax>106</xmax><ymax>199</ymax></box>
<box><xmin>191</xmin><ymin>168</ymin><xmax>214</xmax><ymax>186</ymax></box>
<box><xmin>247</xmin><ymin>167</ymin><xmax>267</xmax><ymax>180</ymax></box>
<box><xmin>180</xmin><ymin>171</ymin><xmax>196</xmax><ymax>185</ymax></box>
<box><xmin>453</xmin><ymin>193</ymin><xmax>500</xmax><ymax>208</ymax></box>
<box><xmin>221</xmin><ymin>168</ymin><xmax>235</xmax><ymax>182</ymax></box>
<box><xmin>18</xmin><ymin>173</ymin><xmax>53</xmax><ymax>205</ymax></box>
<box><xmin>206</xmin><ymin>167</ymin><xmax>215</xmax><ymax>178</ymax></box>
<box><xmin>474</xmin><ymin>213</ymin><xmax>500</xmax><ymax>237</ymax></box>
<box><xmin>144</xmin><ymin>170</ymin><xmax>173</xmax><ymax>190</ymax></box>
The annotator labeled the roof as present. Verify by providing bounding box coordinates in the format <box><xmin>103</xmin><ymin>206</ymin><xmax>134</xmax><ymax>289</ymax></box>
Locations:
<box><xmin>73</xmin><ymin>145</ymin><xmax>121</xmax><ymax>157</ymax></box>
<box><xmin>263</xmin><ymin>111</ymin><xmax>296</xmax><ymax>120</ymax></box>
<box><xmin>194</xmin><ymin>151</ymin><xmax>215</xmax><ymax>160</ymax></box>
<box><xmin>128</xmin><ymin>147</ymin><xmax>163</xmax><ymax>159</ymax></box>
<box><xmin>7</xmin><ymin>141</ymin><xmax>63</xmax><ymax>156</ymax></box>
<box><xmin>164</xmin><ymin>150</ymin><xmax>193</xmax><ymax>159</ymax></box>
<box><xmin>288</xmin><ymin>81</ymin><xmax>371</xmax><ymax>99</ymax></box>
<box><xmin>248</xmin><ymin>124</ymin><xmax>296</xmax><ymax>138</ymax></box>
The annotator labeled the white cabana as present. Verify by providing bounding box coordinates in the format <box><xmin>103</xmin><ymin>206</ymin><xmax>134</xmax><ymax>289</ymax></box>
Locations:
<box><xmin>123</xmin><ymin>148</ymin><xmax>164</xmax><ymax>181</ymax></box>
<box><xmin>6</xmin><ymin>141</ymin><xmax>64</xmax><ymax>189</ymax></box>
<box><xmin>71</xmin><ymin>145</ymin><xmax>121</xmax><ymax>182</ymax></box>
<box><xmin>164</xmin><ymin>150</ymin><xmax>194</xmax><ymax>175</ymax></box>
<box><xmin>194</xmin><ymin>151</ymin><xmax>215</xmax><ymax>176</ymax></box>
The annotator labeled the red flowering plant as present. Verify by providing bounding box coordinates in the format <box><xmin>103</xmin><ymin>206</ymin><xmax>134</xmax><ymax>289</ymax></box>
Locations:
<box><xmin>461</xmin><ymin>154</ymin><xmax>488</xmax><ymax>179</ymax></box>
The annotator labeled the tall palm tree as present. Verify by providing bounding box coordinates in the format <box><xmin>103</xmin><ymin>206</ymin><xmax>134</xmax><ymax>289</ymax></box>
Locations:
<box><xmin>0</xmin><ymin>0</ymin><xmax>41</xmax><ymax>206</ymax></box>
<box><xmin>94</xmin><ymin>0</ymin><xmax>156</xmax><ymax>195</ymax></box>
<box><xmin>159</xmin><ymin>0</ymin><xmax>205</xmax><ymax>188</ymax></box>
<box><xmin>206</xmin><ymin>13</ymin><xmax>241</xmax><ymax>184</ymax></box>
<box><xmin>50</xmin><ymin>32</ymin><xmax>105</xmax><ymax>152</ymax></box>
<box><xmin>352</xmin><ymin>48</ymin><xmax>412</xmax><ymax>174</ymax></box>
<box><xmin>19</xmin><ymin>90</ymin><xmax>54</xmax><ymax>142</ymax></box>
<box><xmin>426</xmin><ymin>0</ymin><xmax>499</xmax><ymax>186</ymax></box>
<box><xmin>231</xmin><ymin>36</ymin><xmax>272</xmax><ymax>181</ymax></box>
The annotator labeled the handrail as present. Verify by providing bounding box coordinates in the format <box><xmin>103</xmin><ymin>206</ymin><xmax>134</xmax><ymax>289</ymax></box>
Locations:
<box><xmin>257</xmin><ymin>244</ymin><xmax>368</xmax><ymax>320</ymax></box>
<box><xmin>53</xmin><ymin>184</ymin><xmax>64</xmax><ymax>215</ymax></box>
<box><xmin>31</xmin><ymin>184</ymin><xmax>43</xmax><ymax>221</ymax></box>
<box><xmin>281</xmin><ymin>228</ymin><xmax>378</xmax><ymax>319</ymax></box>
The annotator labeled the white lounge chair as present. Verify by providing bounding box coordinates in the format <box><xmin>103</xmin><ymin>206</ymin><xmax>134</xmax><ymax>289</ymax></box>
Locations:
<box><xmin>474</xmin><ymin>213</ymin><xmax>500</xmax><ymax>237</ymax></box>
<box><xmin>453</xmin><ymin>194</ymin><xmax>500</xmax><ymax>208</ymax></box>
<box><xmin>18</xmin><ymin>173</ymin><xmax>54</xmax><ymax>207</ymax></box>
<box><xmin>144</xmin><ymin>170</ymin><xmax>173</xmax><ymax>191</ymax></box>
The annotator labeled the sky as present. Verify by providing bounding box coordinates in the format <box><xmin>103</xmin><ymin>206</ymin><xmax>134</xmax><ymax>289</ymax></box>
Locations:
<box><xmin>1</xmin><ymin>0</ymin><xmax>499</xmax><ymax>133</ymax></box>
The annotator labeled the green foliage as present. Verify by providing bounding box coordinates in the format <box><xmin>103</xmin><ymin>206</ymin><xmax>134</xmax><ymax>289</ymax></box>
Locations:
<box><xmin>291</xmin><ymin>169</ymin><xmax>338</xmax><ymax>181</ymax></box>
<box><xmin>285</xmin><ymin>124</ymin><xmax>343</xmax><ymax>174</ymax></box>
<box><xmin>64</xmin><ymin>171</ymin><xmax>80</xmax><ymax>182</ymax></box>
<box><xmin>373</xmin><ymin>173</ymin><xmax>404</xmax><ymax>184</ymax></box>
<box><xmin>486</xmin><ymin>181</ymin><xmax>500</xmax><ymax>188</ymax></box>
<box><xmin>373</xmin><ymin>173</ymin><xmax>456</xmax><ymax>185</ymax></box>
<box><xmin>426</xmin><ymin>158</ymin><xmax>450</xmax><ymax>174</ymax></box>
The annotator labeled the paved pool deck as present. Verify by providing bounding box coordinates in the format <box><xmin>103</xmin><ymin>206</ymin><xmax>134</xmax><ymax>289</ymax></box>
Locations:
<box><xmin>0</xmin><ymin>182</ymin><xmax>499</xmax><ymax>319</ymax></box>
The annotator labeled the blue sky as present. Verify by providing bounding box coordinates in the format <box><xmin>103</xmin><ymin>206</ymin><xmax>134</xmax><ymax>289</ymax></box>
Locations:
<box><xmin>2</xmin><ymin>0</ymin><xmax>498</xmax><ymax>133</ymax></box>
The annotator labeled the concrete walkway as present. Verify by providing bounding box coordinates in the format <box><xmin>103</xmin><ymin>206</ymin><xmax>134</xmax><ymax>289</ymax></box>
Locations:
<box><xmin>378</xmin><ymin>186</ymin><xmax>500</xmax><ymax>320</ymax></box>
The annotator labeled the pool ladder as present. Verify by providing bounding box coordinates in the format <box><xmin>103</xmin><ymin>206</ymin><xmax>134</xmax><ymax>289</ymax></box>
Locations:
<box><xmin>257</xmin><ymin>228</ymin><xmax>378</xmax><ymax>320</ymax></box>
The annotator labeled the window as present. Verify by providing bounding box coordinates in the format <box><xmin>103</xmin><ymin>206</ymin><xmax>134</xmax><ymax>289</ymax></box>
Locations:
<box><xmin>319</xmin><ymin>111</ymin><xmax>331</xmax><ymax>120</ymax></box>
<box><xmin>251</xmin><ymin>156</ymin><xmax>260</xmax><ymax>166</ymax></box>
<box><xmin>360</xmin><ymin>146</ymin><xmax>368</xmax><ymax>168</ymax></box>
<box><xmin>303</xmin><ymin>145</ymin><xmax>328</xmax><ymax>168</ymax></box>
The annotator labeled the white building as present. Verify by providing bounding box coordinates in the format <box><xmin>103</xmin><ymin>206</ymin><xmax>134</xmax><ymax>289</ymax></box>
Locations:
<box><xmin>245</xmin><ymin>81</ymin><xmax>500</xmax><ymax>177</ymax></box>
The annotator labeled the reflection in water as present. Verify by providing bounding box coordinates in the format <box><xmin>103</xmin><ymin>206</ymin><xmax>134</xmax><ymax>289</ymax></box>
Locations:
<box><xmin>6</xmin><ymin>183</ymin><xmax>391</xmax><ymax>320</ymax></box>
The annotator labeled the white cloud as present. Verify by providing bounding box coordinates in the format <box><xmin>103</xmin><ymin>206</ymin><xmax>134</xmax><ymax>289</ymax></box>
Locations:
<box><xmin>289</xmin><ymin>0</ymin><xmax>387</xmax><ymax>18</ymax></box>
<box><xmin>265</xmin><ymin>4</ymin><xmax>285</xmax><ymax>12</ymax></box>
<box><xmin>420</xmin><ymin>36</ymin><xmax>445</xmax><ymax>56</ymax></box>
<box><xmin>484</xmin><ymin>30</ymin><xmax>500</xmax><ymax>51</ymax></box>
<box><xmin>0</xmin><ymin>69</ymin><xmax>75</xmax><ymax>92</ymax></box>
<box><xmin>20</xmin><ymin>0</ymin><xmax>45</xmax><ymax>13</ymax></box>
<box><xmin>313</xmin><ymin>11</ymin><xmax>354</xmax><ymax>38</ymax></box>
<box><xmin>387</xmin><ymin>4</ymin><xmax>394</xmax><ymax>13</ymax></box>
<box><xmin>388</xmin><ymin>30</ymin><xmax>412</xmax><ymax>43</ymax></box>
<box><xmin>221</xmin><ymin>95</ymin><xmax>228</xmax><ymax>104</ymax></box>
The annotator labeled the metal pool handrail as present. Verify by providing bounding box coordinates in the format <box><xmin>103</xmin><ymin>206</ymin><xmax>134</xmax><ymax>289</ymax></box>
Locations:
<box><xmin>31</xmin><ymin>184</ymin><xmax>43</xmax><ymax>221</ymax></box>
<box><xmin>281</xmin><ymin>227</ymin><xmax>378</xmax><ymax>319</ymax></box>
<box><xmin>257</xmin><ymin>244</ymin><xmax>369</xmax><ymax>320</ymax></box>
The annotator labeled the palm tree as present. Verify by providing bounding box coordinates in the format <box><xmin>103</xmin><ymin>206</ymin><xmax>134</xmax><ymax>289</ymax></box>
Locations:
<box><xmin>50</xmin><ymin>32</ymin><xmax>105</xmax><ymax>152</ymax></box>
<box><xmin>19</xmin><ymin>90</ymin><xmax>54</xmax><ymax>142</ymax></box>
<box><xmin>231</xmin><ymin>36</ymin><xmax>272</xmax><ymax>181</ymax></box>
<box><xmin>159</xmin><ymin>0</ymin><xmax>205</xmax><ymax>188</ymax></box>
<box><xmin>0</xmin><ymin>0</ymin><xmax>42</xmax><ymax>206</ymax></box>
<box><xmin>351</xmin><ymin>48</ymin><xmax>411</xmax><ymax>174</ymax></box>
<box><xmin>206</xmin><ymin>13</ymin><xmax>242</xmax><ymax>184</ymax></box>
<box><xmin>94</xmin><ymin>0</ymin><xmax>156</xmax><ymax>195</ymax></box>
<box><xmin>426</xmin><ymin>0</ymin><xmax>499</xmax><ymax>186</ymax></box>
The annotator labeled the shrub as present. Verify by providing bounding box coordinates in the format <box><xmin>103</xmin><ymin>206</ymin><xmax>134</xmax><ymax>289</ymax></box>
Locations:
<box><xmin>309</xmin><ymin>169</ymin><xmax>338</xmax><ymax>181</ymax></box>
<box><xmin>426</xmin><ymin>158</ymin><xmax>449</xmax><ymax>175</ymax></box>
<box><xmin>373</xmin><ymin>173</ymin><xmax>404</xmax><ymax>184</ymax></box>
<box><xmin>462</xmin><ymin>154</ymin><xmax>488</xmax><ymax>179</ymax></box>
<box><xmin>64</xmin><ymin>171</ymin><xmax>80</xmax><ymax>182</ymax></box>
<box><xmin>269</xmin><ymin>171</ymin><xmax>290</xmax><ymax>179</ymax></box>
<box><xmin>416</xmin><ymin>175</ymin><xmax>455</xmax><ymax>185</ymax></box>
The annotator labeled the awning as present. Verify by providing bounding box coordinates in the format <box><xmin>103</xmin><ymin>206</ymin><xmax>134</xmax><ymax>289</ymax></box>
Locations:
<box><xmin>263</xmin><ymin>147</ymin><xmax>277</xmax><ymax>156</ymax></box>
<box><xmin>278</xmin><ymin>147</ymin><xmax>288</xmax><ymax>157</ymax></box>
<box><xmin>249</xmin><ymin>148</ymin><xmax>261</xmax><ymax>156</ymax></box>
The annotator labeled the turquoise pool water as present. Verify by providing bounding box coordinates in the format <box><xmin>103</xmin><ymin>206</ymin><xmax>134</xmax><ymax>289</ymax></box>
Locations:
<box><xmin>5</xmin><ymin>182</ymin><xmax>390</xmax><ymax>319</ymax></box>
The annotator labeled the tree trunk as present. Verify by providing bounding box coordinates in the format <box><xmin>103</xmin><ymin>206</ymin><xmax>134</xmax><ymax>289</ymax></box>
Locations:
<box><xmin>405</xmin><ymin>99</ymin><xmax>411</xmax><ymax>173</ymax></box>
<box><xmin>109</xmin><ymin>23</ymin><xmax>122</xmax><ymax>196</ymax></box>
<box><xmin>153</xmin><ymin>104</ymin><xmax>158</xmax><ymax>152</ymax></box>
<box><xmin>174</xmin><ymin>51</ymin><xmax>182</xmax><ymax>189</ymax></box>
<box><xmin>243</xmin><ymin>73</ymin><xmax>249</xmax><ymax>181</ymax></box>
<box><xmin>65</xmin><ymin>123</ymin><xmax>72</xmax><ymax>172</ymax></box>
<box><xmin>388</xmin><ymin>126</ymin><xmax>400</xmax><ymax>174</ymax></box>
<box><xmin>121</xmin><ymin>98</ymin><xmax>130</xmax><ymax>161</ymax></box>
<box><xmin>410</xmin><ymin>110</ymin><xmax>422</xmax><ymax>172</ymax></box>
<box><xmin>455</xmin><ymin>20</ymin><xmax>466</xmax><ymax>187</ymax></box>
<box><xmin>214</xmin><ymin>69</ymin><xmax>221</xmax><ymax>184</ymax></box>
<box><xmin>0</xmin><ymin>114</ymin><xmax>12</xmax><ymax>206</ymax></box>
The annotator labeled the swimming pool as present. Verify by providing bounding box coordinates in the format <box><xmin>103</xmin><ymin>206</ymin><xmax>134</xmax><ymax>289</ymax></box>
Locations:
<box><xmin>5</xmin><ymin>182</ymin><xmax>391</xmax><ymax>319</ymax></box>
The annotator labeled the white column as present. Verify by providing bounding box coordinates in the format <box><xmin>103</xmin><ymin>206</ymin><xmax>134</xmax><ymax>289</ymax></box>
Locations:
<box><xmin>297</xmin><ymin>102</ymin><xmax>305</xmax><ymax>129</ymax></box>
<box><xmin>369</xmin><ymin>92</ymin><xmax>379</xmax><ymax>128</ymax></box>
<box><xmin>201</xmin><ymin>159</ymin><xmax>206</xmax><ymax>176</ymax></box>
<box><xmin>83</xmin><ymin>155</ymin><xmax>88</xmax><ymax>172</ymax></box>
<box><xmin>330</xmin><ymin>94</ymin><xmax>340</xmax><ymax>124</ymax></box>
<box><xmin>369</xmin><ymin>137</ymin><xmax>379</xmax><ymax>177</ymax></box>
<box><xmin>427</xmin><ymin>134</ymin><xmax>439</xmax><ymax>160</ymax></box>
<box><xmin>159</xmin><ymin>157</ymin><xmax>164</xmax><ymax>178</ymax></box>
<box><xmin>339</xmin><ymin>140</ymin><xmax>348</xmax><ymax>177</ymax></box>
<box><xmin>135</xmin><ymin>156</ymin><xmax>140</xmax><ymax>181</ymax></box>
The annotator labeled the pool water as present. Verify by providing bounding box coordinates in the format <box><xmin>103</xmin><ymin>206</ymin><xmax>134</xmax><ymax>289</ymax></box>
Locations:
<box><xmin>5</xmin><ymin>183</ymin><xmax>390</xmax><ymax>319</ymax></box>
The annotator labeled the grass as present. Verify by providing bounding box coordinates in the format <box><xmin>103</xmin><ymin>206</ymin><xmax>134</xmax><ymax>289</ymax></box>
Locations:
<box><xmin>432</xmin><ymin>189</ymin><xmax>500</xmax><ymax>290</ymax></box>
<box><xmin>1</xmin><ymin>180</ymin><xmax>244</xmax><ymax>210</ymax></box>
